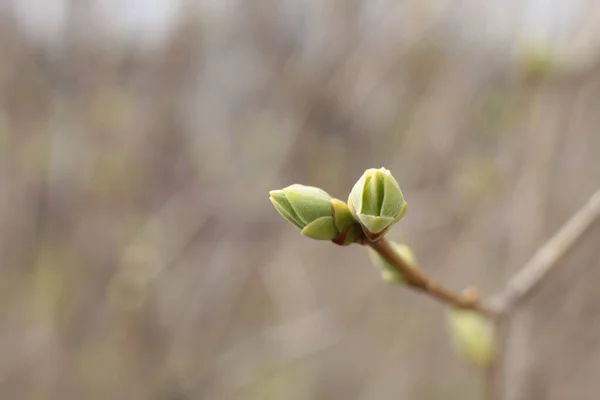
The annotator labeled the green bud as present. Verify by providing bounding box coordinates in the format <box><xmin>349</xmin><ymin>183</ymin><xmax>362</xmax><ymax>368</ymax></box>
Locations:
<box><xmin>517</xmin><ymin>41</ymin><xmax>555</xmax><ymax>79</ymax></box>
<box><xmin>269</xmin><ymin>184</ymin><xmax>361</xmax><ymax>245</ymax></box>
<box><xmin>348</xmin><ymin>168</ymin><xmax>407</xmax><ymax>240</ymax></box>
<box><xmin>447</xmin><ymin>309</ymin><xmax>496</xmax><ymax>368</ymax></box>
<box><xmin>380</xmin><ymin>270</ymin><xmax>404</xmax><ymax>284</ymax></box>
<box><xmin>368</xmin><ymin>241</ymin><xmax>417</xmax><ymax>284</ymax></box>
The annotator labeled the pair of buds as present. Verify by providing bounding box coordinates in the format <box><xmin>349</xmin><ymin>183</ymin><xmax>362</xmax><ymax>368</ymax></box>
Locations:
<box><xmin>269</xmin><ymin>168</ymin><xmax>407</xmax><ymax>245</ymax></box>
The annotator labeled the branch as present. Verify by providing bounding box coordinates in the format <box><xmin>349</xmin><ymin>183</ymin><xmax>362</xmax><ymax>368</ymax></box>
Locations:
<box><xmin>367</xmin><ymin>187</ymin><xmax>600</xmax><ymax>318</ymax></box>
<box><xmin>368</xmin><ymin>237</ymin><xmax>497</xmax><ymax>317</ymax></box>
<box><xmin>490</xmin><ymin>188</ymin><xmax>600</xmax><ymax>314</ymax></box>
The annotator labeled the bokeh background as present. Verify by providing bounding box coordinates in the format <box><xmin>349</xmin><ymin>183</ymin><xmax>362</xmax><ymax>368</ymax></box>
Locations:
<box><xmin>1</xmin><ymin>1</ymin><xmax>600</xmax><ymax>399</ymax></box>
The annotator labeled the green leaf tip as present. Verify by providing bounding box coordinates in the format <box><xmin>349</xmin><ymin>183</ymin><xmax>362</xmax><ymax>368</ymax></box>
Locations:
<box><xmin>301</xmin><ymin>216</ymin><xmax>338</xmax><ymax>240</ymax></box>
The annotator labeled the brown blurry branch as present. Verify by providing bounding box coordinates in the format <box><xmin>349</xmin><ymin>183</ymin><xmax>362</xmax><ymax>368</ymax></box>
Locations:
<box><xmin>368</xmin><ymin>238</ymin><xmax>497</xmax><ymax>317</ymax></box>
<box><xmin>367</xmin><ymin>187</ymin><xmax>600</xmax><ymax>319</ymax></box>
<box><xmin>490</xmin><ymin>187</ymin><xmax>600</xmax><ymax>315</ymax></box>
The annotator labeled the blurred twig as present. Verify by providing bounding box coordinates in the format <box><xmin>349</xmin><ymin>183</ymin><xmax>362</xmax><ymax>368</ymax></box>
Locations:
<box><xmin>367</xmin><ymin>187</ymin><xmax>600</xmax><ymax>319</ymax></box>
<box><xmin>490</xmin><ymin>187</ymin><xmax>600</xmax><ymax>315</ymax></box>
<box><xmin>368</xmin><ymin>238</ymin><xmax>497</xmax><ymax>317</ymax></box>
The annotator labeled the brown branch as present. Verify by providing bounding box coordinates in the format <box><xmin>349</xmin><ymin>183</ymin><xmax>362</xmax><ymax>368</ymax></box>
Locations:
<box><xmin>365</xmin><ymin>187</ymin><xmax>600</xmax><ymax>320</ymax></box>
<box><xmin>368</xmin><ymin>237</ymin><xmax>497</xmax><ymax>317</ymax></box>
<box><xmin>490</xmin><ymin>187</ymin><xmax>600</xmax><ymax>314</ymax></box>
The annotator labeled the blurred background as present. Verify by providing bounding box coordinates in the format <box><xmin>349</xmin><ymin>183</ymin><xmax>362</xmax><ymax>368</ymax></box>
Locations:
<box><xmin>1</xmin><ymin>1</ymin><xmax>600</xmax><ymax>399</ymax></box>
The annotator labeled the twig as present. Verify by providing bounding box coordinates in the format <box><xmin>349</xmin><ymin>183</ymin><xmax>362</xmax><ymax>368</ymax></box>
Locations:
<box><xmin>367</xmin><ymin>187</ymin><xmax>600</xmax><ymax>318</ymax></box>
<box><xmin>490</xmin><ymin>188</ymin><xmax>600</xmax><ymax>314</ymax></box>
<box><xmin>368</xmin><ymin>237</ymin><xmax>497</xmax><ymax>317</ymax></box>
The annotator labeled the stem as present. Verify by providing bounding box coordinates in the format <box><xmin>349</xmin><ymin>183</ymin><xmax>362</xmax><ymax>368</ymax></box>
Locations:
<box><xmin>368</xmin><ymin>237</ymin><xmax>497</xmax><ymax>317</ymax></box>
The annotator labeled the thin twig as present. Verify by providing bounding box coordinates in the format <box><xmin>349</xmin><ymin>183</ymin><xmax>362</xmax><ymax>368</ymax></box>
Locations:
<box><xmin>365</xmin><ymin>187</ymin><xmax>600</xmax><ymax>320</ymax></box>
<box><xmin>368</xmin><ymin>237</ymin><xmax>497</xmax><ymax>317</ymax></box>
<box><xmin>490</xmin><ymin>188</ymin><xmax>600</xmax><ymax>314</ymax></box>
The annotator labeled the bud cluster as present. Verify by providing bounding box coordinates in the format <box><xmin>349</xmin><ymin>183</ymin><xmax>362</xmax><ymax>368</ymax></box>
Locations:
<box><xmin>269</xmin><ymin>167</ymin><xmax>407</xmax><ymax>246</ymax></box>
